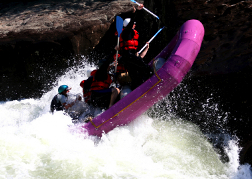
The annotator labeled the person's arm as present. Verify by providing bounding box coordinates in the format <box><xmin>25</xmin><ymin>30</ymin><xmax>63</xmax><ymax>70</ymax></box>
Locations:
<box><xmin>58</xmin><ymin>95</ymin><xmax>72</xmax><ymax>110</ymax></box>
<box><xmin>121</xmin><ymin>4</ymin><xmax>143</xmax><ymax>40</ymax></box>
<box><xmin>62</xmin><ymin>102</ymin><xmax>72</xmax><ymax>110</ymax></box>
<box><xmin>137</xmin><ymin>42</ymin><xmax>149</xmax><ymax>58</ymax></box>
<box><xmin>62</xmin><ymin>96</ymin><xmax>81</xmax><ymax>110</ymax></box>
<box><xmin>126</xmin><ymin>4</ymin><xmax>144</xmax><ymax>30</ymax></box>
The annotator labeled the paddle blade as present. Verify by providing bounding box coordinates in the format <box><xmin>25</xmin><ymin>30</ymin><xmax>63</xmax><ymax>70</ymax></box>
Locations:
<box><xmin>116</xmin><ymin>16</ymin><xmax>123</xmax><ymax>37</ymax></box>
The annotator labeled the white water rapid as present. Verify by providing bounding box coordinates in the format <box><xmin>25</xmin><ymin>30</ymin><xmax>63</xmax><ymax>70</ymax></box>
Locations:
<box><xmin>0</xmin><ymin>60</ymin><xmax>251</xmax><ymax>179</ymax></box>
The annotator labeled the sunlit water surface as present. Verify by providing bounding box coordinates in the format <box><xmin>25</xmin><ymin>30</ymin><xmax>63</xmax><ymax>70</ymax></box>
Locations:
<box><xmin>1</xmin><ymin>61</ymin><xmax>251</xmax><ymax>179</ymax></box>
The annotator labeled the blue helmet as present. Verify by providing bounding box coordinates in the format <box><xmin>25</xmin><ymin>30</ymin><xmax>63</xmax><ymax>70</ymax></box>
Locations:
<box><xmin>58</xmin><ymin>85</ymin><xmax>68</xmax><ymax>94</ymax></box>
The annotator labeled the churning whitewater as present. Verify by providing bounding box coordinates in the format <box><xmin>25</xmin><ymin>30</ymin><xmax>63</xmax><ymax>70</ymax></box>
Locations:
<box><xmin>0</xmin><ymin>60</ymin><xmax>251</xmax><ymax>179</ymax></box>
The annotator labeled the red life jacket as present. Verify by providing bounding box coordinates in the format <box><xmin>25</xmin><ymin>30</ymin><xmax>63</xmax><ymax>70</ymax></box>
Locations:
<box><xmin>119</xmin><ymin>29</ymin><xmax>139</xmax><ymax>51</ymax></box>
<box><xmin>116</xmin><ymin>64</ymin><xmax>127</xmax><ymax>73</ymax></box>
<box><xmin>90</xmin><ymin>71</ymin><xmax>112</xmax><ymax>91</ymax></box>
<box><xmin>80</xmin><ymin>70</ymin><xmax>97</xmax><ymax>103</ymax></box>
<box><xmin>90</xmin><ymin>70</ymin><xmax>97</xmax><ymax>77</ymax></box>
<box><xmin>80</xmin><ymin>80</ymin><xmax>92</xmax><ymax>103</ymax></box>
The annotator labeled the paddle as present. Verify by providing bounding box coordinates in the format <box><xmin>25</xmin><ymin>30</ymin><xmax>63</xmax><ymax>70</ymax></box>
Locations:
<box><xmin>130</xmin><ymin>0</ymin><xmax>159</xmax><ymax>19</ymax></box>
<box><xmin>115</xmin><ymin>16</ymin><xmax>123</xmax><ymax>75</ymax></box>
<box><xmin>138</xmin><ymin>26</ymin><xmax>165</xmax><ymax>54</ymax></box>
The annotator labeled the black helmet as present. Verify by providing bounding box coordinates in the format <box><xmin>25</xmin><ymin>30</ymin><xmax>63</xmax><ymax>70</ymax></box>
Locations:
<box><xmin>98</xmin><ymin>58</ymin><xmax>107</xmax><ymax>68</ymax></box>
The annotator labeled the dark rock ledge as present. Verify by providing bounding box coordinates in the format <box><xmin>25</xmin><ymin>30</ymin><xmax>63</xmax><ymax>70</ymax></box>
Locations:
<box><xmin>0</xmin><ymin>0</ymin><xmax>136</xmax><ymax>99</ymax></box>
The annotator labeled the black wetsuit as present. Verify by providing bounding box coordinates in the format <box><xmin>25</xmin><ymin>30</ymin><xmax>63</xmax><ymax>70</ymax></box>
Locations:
<box><xmin>50</xmin><ymin>95</ymin><xmax>63</xmax><ymax>113</ymax></box>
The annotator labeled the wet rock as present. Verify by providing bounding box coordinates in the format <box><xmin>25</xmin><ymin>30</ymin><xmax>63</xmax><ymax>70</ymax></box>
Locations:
<box><xmin>0</xmin><ymin>0</ymin><xmax>136</xmax><ymax>99</ymax></box>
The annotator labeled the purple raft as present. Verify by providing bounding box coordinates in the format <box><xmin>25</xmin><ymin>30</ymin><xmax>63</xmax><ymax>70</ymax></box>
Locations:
<box><xmin>77</xmin><ymin>19</ymin><xmax>205</xmax><ymax>137</ymax></box>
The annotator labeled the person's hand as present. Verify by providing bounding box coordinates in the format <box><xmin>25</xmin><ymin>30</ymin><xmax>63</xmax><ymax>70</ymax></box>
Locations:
<box><xmin>114</xmin><ymin>45</ymin><xmax>119</xmax><ymax>51</ymax></box>
<box><xmin>137</xmin><ymin>4</ymin><xmax>144</xmax><ymax>10</ymax></box>
<box><xmin>146</xmin><ymin>42</ymin><xmax>149</xmax><ymax>49</ymax></box>
<box><xmin>113</xmin><ymin>60</ymin><xmax>119</xmax><ymax>66</ymax></box>
<box><xmin>76</xmin><ymin>94</ymin><xmax>82</xmax><ymax>101</ymax></box>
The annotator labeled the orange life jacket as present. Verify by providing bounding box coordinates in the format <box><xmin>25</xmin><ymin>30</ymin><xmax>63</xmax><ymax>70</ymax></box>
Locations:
<box><xmin>90</xmin><ymin>71</ymin><xmax>112</xmax><ymax>91</ymax></box>
<box><xmin>119</xmin><ymin>29</ymin><xmax>139</xmax><ymax>51</ymax></box>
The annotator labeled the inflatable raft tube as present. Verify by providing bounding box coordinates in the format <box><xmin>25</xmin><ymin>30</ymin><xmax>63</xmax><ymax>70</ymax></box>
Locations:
<box><xmin>77</xmin><ymin>19</ymin><xmax>205</xmax><ymax>137</ymax></box>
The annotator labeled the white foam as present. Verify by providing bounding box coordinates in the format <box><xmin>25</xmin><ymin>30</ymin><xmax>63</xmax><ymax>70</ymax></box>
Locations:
<box><xmin>0</xmin><ymin>59</ymin><xmax>251</xmax><ymax>179</ymax></box>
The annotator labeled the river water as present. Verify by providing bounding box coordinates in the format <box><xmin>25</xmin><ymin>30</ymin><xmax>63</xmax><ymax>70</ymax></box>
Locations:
<box><xmin>1</xmin><ymin>61</ymin><xmax>251</xmax><ymax>179</ymax></box>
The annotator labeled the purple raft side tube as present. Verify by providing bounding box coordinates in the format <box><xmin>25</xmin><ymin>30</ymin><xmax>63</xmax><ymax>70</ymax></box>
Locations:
<box><xmin>78</xmin><ymin>19</ymin><xmax>205</xmax><ymax>137</ymax></box>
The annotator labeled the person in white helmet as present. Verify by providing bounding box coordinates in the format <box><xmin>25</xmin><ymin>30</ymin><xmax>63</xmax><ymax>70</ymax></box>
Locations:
<box><xmin>118</xmin><ymin>4</ymin><xmax>143</xmax><ymax>53</ymax></box>
<box><xmin>116</xmin><ymin>4</ymin><xmax>153</xmax><ymax>90</ymax></box>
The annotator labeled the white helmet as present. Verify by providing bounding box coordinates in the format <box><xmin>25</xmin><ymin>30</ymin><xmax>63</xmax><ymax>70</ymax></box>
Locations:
<box><xmin>86</xmin><ymin>70</ymin><xmax>92</xmax><ymax>77</ymax></box>
<box><xmin>123</xmin><ymin>18</ymin><xmax>131</xmax><ymax>27</ymax></box>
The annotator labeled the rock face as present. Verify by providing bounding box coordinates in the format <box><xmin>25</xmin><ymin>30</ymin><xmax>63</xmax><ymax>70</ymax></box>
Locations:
<box><xmin>0</xmin><ymin>0</ymin><xmax>137</xmax><ymax>99</ymax></box>
<box><xmin>1</xmin><ymin>0</ymin><xmax>252</xmax><ymax>164</ymax></box>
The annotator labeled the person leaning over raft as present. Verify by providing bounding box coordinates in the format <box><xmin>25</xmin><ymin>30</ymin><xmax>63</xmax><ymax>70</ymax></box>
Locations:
<box><xmin>114</xmin><ymin>42</ymin><xmax>150</xmax><ymax>87</ymax></box>
<box><xmin>116</xmin><ymin>4</ymin><xmax>153</xmax><ymax>90</ymax></box>
<box><xmin>89</xmin><ymin>58</ymin><xmax>120</xmax><ymax>109</ymax></box>
<box><xmin>50</xmin><ymin>85</ymin><xmax>82</xmax><ymax>114</ymax></box>
<box><xmin>113</xmin><ymin>42</ymin><xmax>149</xmax><ymax>76</ymax></box>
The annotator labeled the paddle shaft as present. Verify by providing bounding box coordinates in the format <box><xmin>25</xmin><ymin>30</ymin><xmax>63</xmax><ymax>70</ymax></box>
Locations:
<box><xmin>138</xmin><ymin>27</ymin><xmax>165</xmax><ymax>54</ymax></box>
<box><xmin>114</xmin><ymin>16</ymin><xmax>123</xmax><ymax>81</ymax></box>
<box><xmin>115</xmin><ymin>37</ymin><xmax>120</xmax><ymax>73</ymax></box>
<box><xmin>131</xmin><ymin>0</ymin><xmax>159</xmax><ymax>19</ymax></box>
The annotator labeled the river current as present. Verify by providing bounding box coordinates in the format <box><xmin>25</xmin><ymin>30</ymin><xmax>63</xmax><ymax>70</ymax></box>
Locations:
<box><xmin>0</xmin><ymin>61</ymin><xmax>251</xmax><ymax>179</ymax></box>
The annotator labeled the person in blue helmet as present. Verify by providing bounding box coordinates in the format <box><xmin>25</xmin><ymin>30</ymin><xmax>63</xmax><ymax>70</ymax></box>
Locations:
<box><xmin>50</xmin><ymin>85</ymin><xmax>82</xmax><ymax>114</ymax></box>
